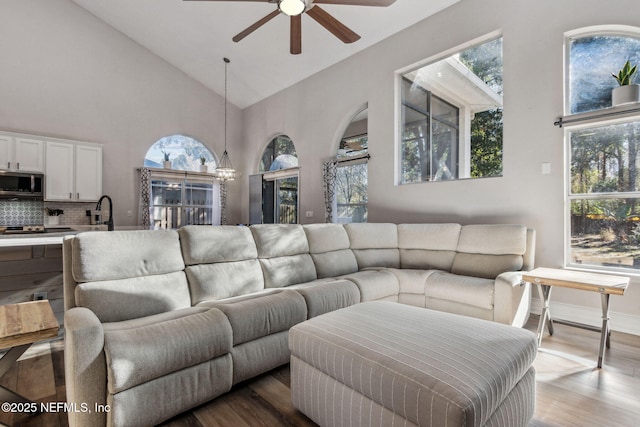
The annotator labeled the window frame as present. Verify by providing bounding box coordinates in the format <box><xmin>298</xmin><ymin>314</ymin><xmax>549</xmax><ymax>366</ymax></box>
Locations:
<box><xmin>564</xmin><ymin>26</ymin><xmax>640</xmax><ymax>274</ymax></box>
<box><xmin>335</xmin><ymin>154</ymin><xmax>369</xmax><ymax>223</ymax></box>
<box><xmin>564</xmin><ymin>25</ymin><xmax>640</xmax><ymax>116</ymax></box>
<box><xmin>144</xmin><ymin>134</ymin><xmax>218</xmax><ymax>172</ymax></box>
<box><xmin>394</xmin><ymin>30</ymin><xmax>503</xmax><ymax>185</ymax></box>
<box><xmin>400</xmin><ymin>80</ymin><xmax>461</xmax><ymax>183</ymax></box>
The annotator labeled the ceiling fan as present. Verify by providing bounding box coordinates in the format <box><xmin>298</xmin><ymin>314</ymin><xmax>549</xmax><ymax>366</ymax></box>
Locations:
<box><xmin>184</xmin><ymin>0</ymin><xmax>397</xmax><ymax>55</ymax></box>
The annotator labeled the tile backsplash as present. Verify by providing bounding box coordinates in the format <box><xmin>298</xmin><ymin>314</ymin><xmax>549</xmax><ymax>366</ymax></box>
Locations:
<box><xmin>0</xmin><ymin>200</ymin><xmax>44</xmax><ymax>225</ymax></box>
<box><xmin>0</xmin><ymin>200</ymin><xmax>100</xmax><ymax>226</ymax></box>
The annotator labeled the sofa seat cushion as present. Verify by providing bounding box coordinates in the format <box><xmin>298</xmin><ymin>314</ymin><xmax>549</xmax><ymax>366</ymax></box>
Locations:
<box><xmin>103</xmin><ymin>307</ymin><xmax>232</xmax><ymax>394</ymax></box>
<box><xmin>341</xmin><ymin>270</ymin><xmax>400</xmax><ymax>302</ymax></box>
<box><xmin>425</xmin><ymin>271</ymin><xmax>494</xmax><ymax>310</ymax></box>
<box><xmin>210</xmin><ymin>289</ymin><xmax>307</xmax><ymax>346</ymax></box>
<box><xmin>288</xmin><ymin>279</ymin><xmax>361</xmax><ymax>318</ymax></box>
<box><xmin>195</xmin><ymin>289</ymin><xmax>282</xmax><ymax>307</ymax></box>
<box><xmin>387</xmin><ymin>268</ymin><xmax>440</xmax><ymax>295</ymax></box>
<box><xmin>386</xmin><ymin>268</ymin><xmax>441</xmax><ymax>308</ymax></box>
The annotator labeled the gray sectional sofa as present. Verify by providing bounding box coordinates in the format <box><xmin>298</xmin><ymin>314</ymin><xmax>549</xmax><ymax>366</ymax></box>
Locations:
<box><xmin>62</xmin><ymin>222</ymin><xmax>535</xmax><ymax>427</ymax></box>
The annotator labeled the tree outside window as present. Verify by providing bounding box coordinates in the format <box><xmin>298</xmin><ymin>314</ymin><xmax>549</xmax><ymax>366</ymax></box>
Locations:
<box><xmin>336</xmin><ymin>134</ymin><xmax>368</xmax><ymax>223</ymax></box>
<box><xmin>569</xmin><ymin>121</ymin><xmax>640</xmax><ymax>270</ymax></box>
<box><xmin>566</xmin><ymin>30</ymin><xmax>640</xmax><ymax>272</ymax></box>
<box><xmin>400</xmin><ymin>37</ymin><xmax>503</xmax><ymax>183</ymax></box>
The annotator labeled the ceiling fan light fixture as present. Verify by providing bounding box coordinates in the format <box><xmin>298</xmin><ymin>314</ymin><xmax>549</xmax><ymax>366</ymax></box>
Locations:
<box><xmin>278</xmin><ymin>0</ymin><xmax>306</xmax><ymax>17</ymax></box>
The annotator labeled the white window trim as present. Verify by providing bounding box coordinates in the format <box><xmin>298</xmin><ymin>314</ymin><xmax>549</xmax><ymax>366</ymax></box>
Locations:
<box><xmin>564</xmin><ymin>114</ymin><xmax>640</xmax><ymax>274</ymax></box>
<box><xmin>564</xmin><ymin>25</ymin><xmax>640</xmax><ymax>274</ymax></box>
<box><xmin>394</xmin><ymin>30</ymin><xmax>503</xmax><ymax>185</ymax></box>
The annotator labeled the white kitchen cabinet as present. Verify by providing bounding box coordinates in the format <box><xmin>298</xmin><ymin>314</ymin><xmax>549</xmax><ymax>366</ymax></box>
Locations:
<box><xmin>45</xmin><ymin>141</ymin><xmax>74</xmax><ymax>200</ymax></box>
<box><xmin>45</xmin><ymin>141</ymin><xmax>102</xmax><ymax>202</ymax></box>
<box><xmin>0</xmin><ymin>134</ymin><xmax>44</xmax><ymax>172</ymax></box>
<box><xmin>75</xmin><ymin>144</ymin><xmax>103</xmax><ymax>201</ymax></box>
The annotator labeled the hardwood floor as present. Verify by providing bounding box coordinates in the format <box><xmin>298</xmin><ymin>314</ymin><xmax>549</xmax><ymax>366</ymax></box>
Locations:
<box><xmin>1</xmin><ymin>315</ymin><xmax>639</xmax><ymax>427</ymax></box>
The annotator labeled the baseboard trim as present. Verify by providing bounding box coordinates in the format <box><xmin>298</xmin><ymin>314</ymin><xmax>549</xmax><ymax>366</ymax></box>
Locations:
<box><xmin>530</xmin><ymin>298</ymin><xmax>640</xmax><ymax>336</ymax></box>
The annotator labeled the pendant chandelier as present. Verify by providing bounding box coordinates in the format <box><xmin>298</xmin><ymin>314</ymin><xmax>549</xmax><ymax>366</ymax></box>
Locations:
<box><xmin>215</xmin><ymin>57</ymin><xmax>236</xmax><ymax>182</ymax></box>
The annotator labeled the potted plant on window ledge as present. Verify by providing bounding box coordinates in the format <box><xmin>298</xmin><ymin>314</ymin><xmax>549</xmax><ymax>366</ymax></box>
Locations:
<box><xmin>162</xmin><ymin>150</ymin><xmax>171</xmax><ymax>169</ymax></box>
<box><xmin>611</xmin><ymin>60</ymin><xmax>640</xmax><ymax>106</ymax></box>
<box><xmin>198</xmin><ymin>157</ymin><xmax>208</xmax><ymax>173</ymax></box>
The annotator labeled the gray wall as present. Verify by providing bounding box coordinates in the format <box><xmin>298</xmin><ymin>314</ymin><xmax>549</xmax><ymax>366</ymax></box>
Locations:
<box><xmin>0</xmin><ymin>0</ymin><xmax>242</xmax><ymax>224</ymax></box>
<box><xmin>239</xmin><ymin>0</ymin><xmax>640</xmax><ymax>329</ymax></box>
<box><xmin>1</xmin><ymin>0</ymin><xmax>638</xmax><ymax>332</ymax></box>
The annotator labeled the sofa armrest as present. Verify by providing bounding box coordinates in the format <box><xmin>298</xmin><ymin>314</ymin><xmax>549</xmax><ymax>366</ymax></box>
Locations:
<box><xmin>493</xmin><ymin>271</ymin><xmax>531</xmax><ymax>327</ymax></box>
<box><xmin>64</xmin><ymin>307</ymin><xmax>107</xmax><ymax>427</ymax></box>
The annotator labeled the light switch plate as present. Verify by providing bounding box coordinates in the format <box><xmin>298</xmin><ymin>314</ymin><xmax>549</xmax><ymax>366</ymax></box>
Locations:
<box><xmin>541</xmin><ymin>163</ymin><xmax>551</xmax><ymax>175</ymax></box>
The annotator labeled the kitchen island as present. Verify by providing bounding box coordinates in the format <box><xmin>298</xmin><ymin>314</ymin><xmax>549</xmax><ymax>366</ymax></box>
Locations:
<box><xmin>0</xmin><ymin>225</ymin><xmax>107</xmax><ymax>247</ymax></box>
<box><xmin>0</xmin><ymin>225</ymin><xmax>108</xmax><ymax>326</ymax></box>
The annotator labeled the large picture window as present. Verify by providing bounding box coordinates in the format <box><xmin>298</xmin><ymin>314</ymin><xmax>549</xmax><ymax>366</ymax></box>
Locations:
<box><xmin>399</xmin><ymin>36</ymin><xmax>503</xmax><ymax>183</ymax></box>
<box><xmin>566</xmin><ymin>28</ymin><xmax>640</xmax><ymax>272</ymax></box>
<box><xmin>569</xmin><ymin>121</ymin><xmax>640</xmax><ymax>270</ymax></box>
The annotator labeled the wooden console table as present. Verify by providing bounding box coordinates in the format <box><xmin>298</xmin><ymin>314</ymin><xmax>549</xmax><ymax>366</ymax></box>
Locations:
<box><xmin>0</xmin><ymin>301</ymin><xmax>59</xmax><ymax>405</ymax></box>
<box><xmin>522</xmin><ymin>267</ymin><xmax>629</xmax><ymax>368</ymax></box>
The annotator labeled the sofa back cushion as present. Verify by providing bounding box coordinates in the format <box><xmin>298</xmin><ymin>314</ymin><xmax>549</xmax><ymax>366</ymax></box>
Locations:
<box><xmin>179</xmin><ymin>226</ymin><xmax>265</xmax><ymax>304</ymax></box>
<box><xmin>451</xmin><ymin>224</ymin><xmax>527</xmax><ymax>279</ymax></box>
<box><xmin>179</xmin><ymin>225</ymin><xmax>257</xmax><ymax>264</ymax></box>
<box><xmin>398</xmin><ymin>223</ymin><xmax>461</xmax><ymax>271</ymax></box>
<box><xmin>344</xmin><ymin>223</ymin><xmax>400</xmax><ymax>268</ymax></box>
<box><xmin>70</xmin><ymin>230</ymin><xmax>191</xmax><ymax>322</ymax></box>
<box><xmin>303</xmin><ymin>224</ymin><xmax>358</xmax><ymax>278</ymax></box>
<box><xmin>251</xmin><ymin>224</ymin><xmax>317</xmax><ymax>287</ymax></box>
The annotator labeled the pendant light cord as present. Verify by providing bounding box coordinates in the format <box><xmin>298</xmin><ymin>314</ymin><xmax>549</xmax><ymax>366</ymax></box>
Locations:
<box><xmin>224</xmin><ymin>57</ymin><xmax>230</xmax><ymax>153</ymax></box>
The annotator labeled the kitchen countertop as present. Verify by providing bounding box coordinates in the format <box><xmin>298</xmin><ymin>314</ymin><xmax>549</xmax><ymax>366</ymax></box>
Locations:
<box><xmin>0</xmin><ymin>225</ymin><xmax>108</xmax><ymax>247</ymax></box>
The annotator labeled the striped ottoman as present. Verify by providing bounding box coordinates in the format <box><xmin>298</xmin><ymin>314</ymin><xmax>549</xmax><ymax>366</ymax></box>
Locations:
<box><xmin>289</xmin><ymin>301</ymin><xmax>537</xmax><ymax>427</ymax></box>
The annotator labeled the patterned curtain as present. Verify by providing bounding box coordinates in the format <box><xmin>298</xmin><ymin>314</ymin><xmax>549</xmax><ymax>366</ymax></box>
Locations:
<box><xmin>322</xmin><ymin>160</ymin><xmax>338</xmax><ymax>223</ymax></box>
<box><xmin>138</xmin><ymin>167</ymin><xmax>151</xmax><ymax>229</ymax></box>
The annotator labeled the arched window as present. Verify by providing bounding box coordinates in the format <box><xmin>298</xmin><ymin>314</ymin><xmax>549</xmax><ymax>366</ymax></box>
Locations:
<box><xmin>568</xmin><ymin>30</ymin><xmax>640</xmax><ymax>114</ymax></box>
<box><xmin>335</xmin><ymin>108</ymin><xmax>369</xmax><ymax>223</ymax></box>
<box><xmin>259</xmin><ymin>135</ymin><xmax>298</xmax><ymax>172</ymax></box>
<box><xmin>565</xmin><ymin>27</ymin><xmax>640</xmax><ymax>273</ymax></box>
<box><xmin>141</xmin><ymin>134</ymin><xmax>220</xmax><ymax>229</ymax></box>
<box><xmin>250</xmin><ymin>135</ymin><xmax>299</xmax><ymax>224</ymax></box>
<box><xmin>144</xmin><ymin>134</ymin><xmax>217</xmax><ymax>171</ymax></box>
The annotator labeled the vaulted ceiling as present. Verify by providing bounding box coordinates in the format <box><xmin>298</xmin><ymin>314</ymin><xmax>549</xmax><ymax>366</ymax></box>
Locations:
<box><xmin>71</xmin><ymin>0</ymin><xmax>460</xmax><ymax>108</ymax></box>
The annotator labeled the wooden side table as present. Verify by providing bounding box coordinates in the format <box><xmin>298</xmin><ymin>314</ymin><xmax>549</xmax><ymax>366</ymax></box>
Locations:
<box><xmin>522</xmin><ymin>267</ymin><xmax>629</xmax><ymax>368</ymax></box>
<box><xmin>0</xmin><ymin>300</ymin><xmax>60</xmax><ymax>405</ymax></box>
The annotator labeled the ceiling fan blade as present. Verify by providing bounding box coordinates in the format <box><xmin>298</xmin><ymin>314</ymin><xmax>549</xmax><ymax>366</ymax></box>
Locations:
<box><xmin>306</xmin><ymin>6</ymin><xmax>360</xmax><ymax>44</ymax></box>
<box><xmin>233</xmin><ymin>10</ymin><xmax>280</xmax><ymax>42</ymax></box>
<box><xmin>291</xmin><ymin>15</ymin><xmax>302</xmax><ymax>55</ymax></box>
<box><xmin>312</xmin><ymin>0</ymin><xmax>396</xmax><ymax>6</ymax></box>
<box><xmin>183</xmin><ymin>0</ymin><xmax>270</xmax><ymax>2</ymax></box>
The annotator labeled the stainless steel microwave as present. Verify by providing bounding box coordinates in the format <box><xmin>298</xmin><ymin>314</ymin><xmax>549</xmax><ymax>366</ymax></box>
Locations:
<box><xmin>0</xmin><ymin>171</ymin><xmax>45</xmax><ymax>200</ymax></box>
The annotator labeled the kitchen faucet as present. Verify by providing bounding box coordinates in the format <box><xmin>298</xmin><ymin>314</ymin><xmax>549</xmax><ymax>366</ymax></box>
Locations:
<box><xmin>96</xmin><ymin>195</ymin><xmax>114</xmax><ymax>231</ymax></box>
